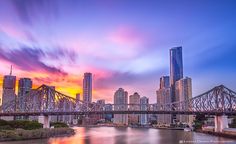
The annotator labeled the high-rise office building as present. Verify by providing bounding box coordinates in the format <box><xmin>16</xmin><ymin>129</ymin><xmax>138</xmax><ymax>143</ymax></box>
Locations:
<box><xmin>140</xmin><ymin>96</ymin><xmax>149</xmax><ymax>125</ymax></box>
<box><xmin>2</xmin><ymin>68</ymin><xmax>16</xmax><ymax>112</ymax></box>
<box><xmin>156</xmin><ymin>76</ymin><xmax>172</xmax><ymax>125</ymax></box>
<box><xmin>76</xmin><ymin>93</ymin><xmax>80</xmax><ymax>101</ymax></box>
<box><xmin>96</xmin><ymin>99</ymin><xmax>106</xmax><ymax>120</ymax></box>
<box><xmin>114</xmin><ymin>88</ymin><xmax>128</xmax><ymax>125</ymax></box>
<box><xmin>18</xmin><ymin>78</ymin><xmax>32</xmax><ymax>112</ymax></box>
<box><xmin>83</xmin><ymin>73</ymin><xmax>92</xmax><ymax>103</ymax></box>
<box><xmin>170</xmin><ymin>47</ymin><xmax>183</xmax><ymax>88</ymax></box>
<box><xmin>160</xmin><ymin>76</ymin><xmax>170</xmax><ymax>89</ymax></box>
<box><xmin>1</xmin><ymin>67</ymin><xmax>16</xmax><ymax>120</ymax></box>
<box><xmin>175</xmin><ymin>77</ymin><xmax>193</xmax><ymax>124</ymax></box>
<box><xmin>104</xmin><ymin>104</ymin><xmax>113</xmax><ymax>122</ymax></box>
<box><xmin>129</xmin><ymin>92</ymin><xmax>140</xmax><ymax>124</ymax></box>
<box><xmin>156</xmin><ymin>88</ymin><xmax>172</xmax><ymax>125</ymax></box>
<box><xmin>170</xmin><ymin>47</ymin><xmax>183</xmax><ymax>123</ymax></box>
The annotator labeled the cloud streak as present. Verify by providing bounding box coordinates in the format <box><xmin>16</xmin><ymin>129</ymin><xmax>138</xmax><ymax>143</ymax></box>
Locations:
<box><xmin>10</xmin><ymin>0</ymin><xmax>58</xmax><ymax>26</ymax></box>
<box><xmin>0</xmin><ymin>46</ymin><xmax>75</xmax><ymax>76</ymax></box>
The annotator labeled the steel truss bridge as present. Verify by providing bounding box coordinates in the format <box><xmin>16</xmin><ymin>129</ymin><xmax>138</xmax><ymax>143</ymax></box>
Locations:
<box><xmin>0</xmin><ymin>85</ymin><xmax>236</xmax><ymax>117</ymax></box>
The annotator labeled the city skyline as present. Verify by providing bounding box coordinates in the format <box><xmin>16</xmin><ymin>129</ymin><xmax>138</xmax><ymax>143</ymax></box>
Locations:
<box><xmin>0</xmin><ymin>0</ymin><xmax>236</xmax><ymax>103</ymax></box>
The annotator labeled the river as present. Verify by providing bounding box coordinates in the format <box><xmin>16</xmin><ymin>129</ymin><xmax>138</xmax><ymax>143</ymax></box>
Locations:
<box><xmin>0</xmin><ymin>127</ymin><xmax>235</xmax><ymax>144</ymax></box>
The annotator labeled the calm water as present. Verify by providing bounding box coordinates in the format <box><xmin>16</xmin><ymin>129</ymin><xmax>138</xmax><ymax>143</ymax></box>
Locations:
<box><xmin>0</xmin><ymin>127</ymin><xmax>235</xmax><ymax>144</ymax></box>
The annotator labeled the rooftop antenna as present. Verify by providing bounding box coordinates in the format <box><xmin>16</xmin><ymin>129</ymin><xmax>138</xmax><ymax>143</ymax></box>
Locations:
<box><xmin>10</xmin><ymin>65</ymin><xmax>12</xmax><ymax>76</ymax></box>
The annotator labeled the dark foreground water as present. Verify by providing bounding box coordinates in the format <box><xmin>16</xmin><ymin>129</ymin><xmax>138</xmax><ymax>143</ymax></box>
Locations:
<box><xmin>0</xmin><ymin>127</ymin><xmax>235</xmax><ymax>144</ymax></box>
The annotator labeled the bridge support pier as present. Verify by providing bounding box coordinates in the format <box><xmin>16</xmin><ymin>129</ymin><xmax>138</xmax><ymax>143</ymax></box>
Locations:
<box><xmin>214</xmin><ymin>115</ymin><xmax>228</xmax><ymax>132</ymax></box>
<box><xmin>38</xmin><ymin>115</ymin><xmax>50</xmax><ymax>128</ymax></box>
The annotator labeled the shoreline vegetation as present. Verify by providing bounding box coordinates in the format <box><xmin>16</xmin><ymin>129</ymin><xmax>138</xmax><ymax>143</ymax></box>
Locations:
<box><xmin>0</xmin><ymin>119</ymin><xmax>75</xmax><ymax>142</ymax></box>
<box><xmin>0</xmin><ymin>128</ymin><xmax>75</xmax><ymax>141</ymax></box>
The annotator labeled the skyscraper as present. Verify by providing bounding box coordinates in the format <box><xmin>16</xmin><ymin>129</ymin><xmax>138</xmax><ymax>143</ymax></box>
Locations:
<box><xmin>170</xmin><ymin>47</ymin><xmax>183</xmax><ymax>123</ymax></box>
<box><xmin>156</xmin><ymin>88</ymin><xmax>171</xmax><ymax>125</ymax></box>
<box><xmin>2</xmin><ymin>69</ymin><xmax>16</xmax><ymax>112</ymax></box>
<box><xmin>75</xmin><ymin>93</ymin><xmax>80</xmax><ymax>111</ymax></box>
<box><xmin>129</xmin><ymin>92</ymin><xmax>140</xmax><ymax>125</ymax></box>
<box><xmin>76</xmin><ymin>93</ymin><xmax>80</xmax><ymax>102</ymax></box>
<box><xmin>156</xmin><ymin>76</ymin><xmax>172</xmax><ymax>125</ymax></box>
<box><xmin>140</xmin><ymin>96</ymin><xmax>149</xmax><ymax>125</ymax></box>
<box><xmin>160</xmin><ymin>76</ymin><xmax>170</xmax><ymax>89</ymax></box>
<box><xmin>104</xmin><ymin>104</ymin><xmax>113</xmax><ymax>122</ymax></box>
<box><xmin>83</xmin><ymin>73</ymin><xmax>92</xmax><ymax>103</ymax></box>
<box><xmin>114</xmin><ymin>88</ymin><xmax>128</xmax><ymax>125</ymax></box>
<box><xmin>170</xmin><ymin>46</ymin><xmax>183</xmax><ymax>88</ymax></box>
<box><xmin>18</xmin><ymin>78</ymin><xmax>32</xmax><ymax>112</ymax></box>
<box><xmin>175</xmin><ymin>77</ymin><xmax>193</xmax><ymax>124</ymax></box>
<box><xmin>96</xmin><ymin>99</ymin><xmax>106</xmax><ymax>120</ymax></box>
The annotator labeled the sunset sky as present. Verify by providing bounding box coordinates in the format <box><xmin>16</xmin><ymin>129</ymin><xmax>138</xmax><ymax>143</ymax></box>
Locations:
<box><xmin>0</xmin><ymin>0</ymin><xmax>236</xmax><ymax>103</ymax></box>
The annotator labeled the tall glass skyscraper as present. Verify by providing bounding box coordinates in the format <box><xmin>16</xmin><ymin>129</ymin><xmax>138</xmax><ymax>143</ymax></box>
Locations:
<box><xmin>83</xmin><ymin>72</ymin><xmax>92</xmax><ymax>103</ymax></box>
<box><xmin>170</xmin><ymin>46</ymin><xmax>183</xmax><ymax>101</ymax></box>
<box><xmin>170</xmin><ymin>47</ymin><xmax>183</xmax><ymax>86</ymax></box>
<box><xmin>169</xmin><ymin>46</ymin><xmax>183</xmax><ymax>123</ymax></box>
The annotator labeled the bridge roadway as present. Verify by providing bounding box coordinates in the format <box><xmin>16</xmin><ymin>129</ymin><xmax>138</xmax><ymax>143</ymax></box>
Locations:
<box><xmin>0</xmin><ymin>110</ymin><xmax>236</xmax><ymax>116</ymax></box>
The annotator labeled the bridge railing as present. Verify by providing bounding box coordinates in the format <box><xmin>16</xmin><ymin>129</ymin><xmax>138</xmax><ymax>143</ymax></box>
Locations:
<box><xmin>0</xmin><ymin>85</ymin><xmax>236</xmax><ymax>115</ymax></box>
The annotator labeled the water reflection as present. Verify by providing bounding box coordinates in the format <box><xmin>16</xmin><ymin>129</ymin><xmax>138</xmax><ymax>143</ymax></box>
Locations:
<box><xmin>48</xmin><ymin>127</ymin><xmax>236</xmax><ymax>144</ymax></box>
<box><xmin>0</xmin><ymin>127</ymin><xmax>235</xmax><ymax>144</ymax></box>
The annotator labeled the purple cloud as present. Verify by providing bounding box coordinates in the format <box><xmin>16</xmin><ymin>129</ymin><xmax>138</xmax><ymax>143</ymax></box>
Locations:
<box><xmin>10</xmin><ymin>0</ymin><xmax>58</xmax><ymax>25</ymax></box>
<box><xmin>0</xmin><ymin>46</ymin><xmax>76</xmax><ymax>75</ymax></box>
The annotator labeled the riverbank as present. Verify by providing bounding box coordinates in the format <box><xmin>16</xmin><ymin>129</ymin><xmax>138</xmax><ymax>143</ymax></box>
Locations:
<box><xmin>197</xmin><ymin>129</ymin><xmax>236</xmax><ymax>140</ymax></box>
<box><xmin>77</xmin><ymin>124</ymin><xmax>187</xmax><ymax>131</ymax></box>
<box><xmin>0</xmin><ymin>127</ymin><xmax>75</xmax><ymax>141</ymax></box>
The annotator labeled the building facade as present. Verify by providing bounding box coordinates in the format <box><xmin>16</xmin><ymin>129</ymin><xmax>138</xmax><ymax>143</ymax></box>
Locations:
<box><xmin>156</xmin><ymin>88</ymin><xmax>172</xmax><ymax>125</ymax></box>
<box><xmin>170</xmin><ymin>47</ymin><xmax>183</xmax><ymax>88</ymax></box>
<box><xmin>104</xmin><ymin>104</ymin><xmax>113</xmax><ymax>122</ymax></box>
<box><xmin>18</xmin><ymin>78</ymin><xmax>32</xmax><ymax>112</ymax></box>
<box><xmin>97</xmin><ymin>99</ymin><xmax>106</xmax><ymax>120</ymax></box>
<box><xmin>75</xmin><ymin>93</ymin><xmax>80</xmax><ymax>111</ymax></box>
<box><xmin>170</xmin><ymin>47</ymin><xmax>183</xmax><ymax>122</ymax></box>
<box><xmin>2</xmin><ymin>74</ymin><xmax>16</xmax><ymax>112</ymax></box>
<box><xmin>1</xmin><ymin>68</ymin><xmax>16</xmax><ymax>120</ymax></box>
<box><xmin>160</xmin><ymin>76</ymin><xmax>170</xmax><ymax>89</ymax></box>
<box><xmin>140</xmin><ymin>96</ymin><xmax>149</xmax><ymax>125</ymax></box>
<box><xmin>175</xmin><ymin>77</ymin><xmax>193</xmax><ymax>125</ymax></box>
<box><xmin>156</xmin><ymin>76</ymin><xmax>172</xmax><ymax>125</ymax></box>
<box><xmin>114</xmin><ymin>88</ymin><xmax>128</xmax><ymax>125</ymax></box>
<box><xmin>129</xmin><ymin>92</ymin><xmax>140</xmax><ymax>125</ymax></box>
<box><xmin>83</xmin><ymin>73</ymin><xmax>92</xmax><ymax>103</ymax></box>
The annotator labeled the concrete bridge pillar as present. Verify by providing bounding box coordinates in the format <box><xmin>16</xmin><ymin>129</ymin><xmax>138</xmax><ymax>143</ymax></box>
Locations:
<box><xmin>38</xmin><ymin>115</ymin><xmax>50</xmax><ymax>128</ymax></box>
<box><xmin>214</xmin><ymin>115</ymin><xmax>228</xmax><ymax>132</ymax></box>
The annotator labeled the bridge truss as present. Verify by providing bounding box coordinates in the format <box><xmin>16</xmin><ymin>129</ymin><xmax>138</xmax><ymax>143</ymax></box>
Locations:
<box><xmin>0</xmin><ymin>85</ymin><xmax>236</xmax><ymax>116</ymax></box>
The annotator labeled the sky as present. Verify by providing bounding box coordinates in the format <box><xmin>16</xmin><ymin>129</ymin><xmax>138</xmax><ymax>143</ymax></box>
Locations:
<box><xmin>0</xmin><ymin>0</ymin><xmax>236</xmax><ymax>103</ymax></box>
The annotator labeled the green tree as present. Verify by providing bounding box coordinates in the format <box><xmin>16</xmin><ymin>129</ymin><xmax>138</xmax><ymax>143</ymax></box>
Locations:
<box><xmin>229</xmin><ymin>117</ymin><xmax>236</xmax><ymax>128</ymax></box>
<box><xmin>50</xmin><ymin>122</ymin><xmax>68</xmax><ymax>128</ymax></box>
<box><xmin>193</xmin><ymin>114</ymin><xmax>206</xmax><ymax>130</ymax></box>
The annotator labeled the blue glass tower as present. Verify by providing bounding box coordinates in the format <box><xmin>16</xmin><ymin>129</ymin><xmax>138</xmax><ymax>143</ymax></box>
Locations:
<box><xmin>170</xmin><ymin>46</ymin><xmax>183</xmax><ymax>123</ymax></box>
<box><xmin>170</xmin><ymin>46</ymin><xmax>183</xmax><ymax>89</ymax></box>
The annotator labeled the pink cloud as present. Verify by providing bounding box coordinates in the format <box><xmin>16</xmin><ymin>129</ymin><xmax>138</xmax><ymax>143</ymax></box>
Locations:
<box><xmin>0</xmin><ymin>23</ymin><xmax>27</xmax><ymax>41</ymax></box>
<box><xmin>107</xmin><ymin>25</ymin><xmax>148</xmax><ymax>48</ymax></box>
